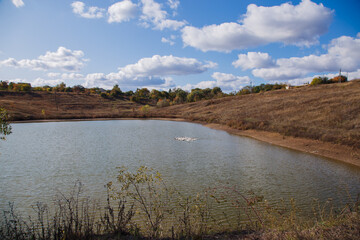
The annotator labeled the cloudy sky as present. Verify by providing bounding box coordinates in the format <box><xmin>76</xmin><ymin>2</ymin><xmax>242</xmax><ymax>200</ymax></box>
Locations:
<box><xmin>0</xmin><ymin>0</ymin><xmax>359</xmax><ymax>92</ymax></box>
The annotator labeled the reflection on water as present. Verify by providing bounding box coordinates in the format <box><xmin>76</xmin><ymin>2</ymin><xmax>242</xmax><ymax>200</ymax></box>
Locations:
<box><xmin>0</xmin><ymin>120</ymin><xmax>359</xmax><ymax>217</ymax></box>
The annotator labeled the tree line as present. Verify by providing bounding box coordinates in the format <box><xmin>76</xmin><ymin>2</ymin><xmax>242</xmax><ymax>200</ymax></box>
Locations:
<box><xmin>0</xmin><ymin>79</ymin><xmax>325</xmax><ymax>107</ymax></box>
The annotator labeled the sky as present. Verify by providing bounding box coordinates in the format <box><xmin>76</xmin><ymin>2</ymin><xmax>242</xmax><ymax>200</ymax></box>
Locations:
<box><xmin>0</xmin><ymin>0</ymin><xmax>359</xmax><ymax>92</ymax></box>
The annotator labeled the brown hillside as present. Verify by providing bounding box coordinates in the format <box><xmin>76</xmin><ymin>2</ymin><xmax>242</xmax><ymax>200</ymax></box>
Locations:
<box><xmin>0</xmin><ymin>91</ymin><xmax>145</xmax><ymax>120</ymax></box>
<box><xmin>151</xmin><ymin>80</ymin><xmax>360</xmax><ymax>149</ymax></box>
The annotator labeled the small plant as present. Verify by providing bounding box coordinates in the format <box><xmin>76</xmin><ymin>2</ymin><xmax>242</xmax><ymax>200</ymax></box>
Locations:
<box><xmin>99</xmin><ymin>92</ymin><xmax>108</xmax><ymax>99</ymax></box>
<box><xmin>108</xmin><ymin>166</ymin><xmax>172</xmax><ymax>238</ymax></box>
<box><xmin>140</xmin><ymin>104</ymin><xmax>150</xmax><ymax>113</ymax></box>
<box><xmin>157</xmin><ymin>99</ymin><xmax>170</xmax><ymax>108</ymax></box>
<box><xmin>1</xmin><ymin>170</ymin><xmax>359</xmax><ymax>239</ymax></box>
<box><xmin>0</xmin><ymin>108</ymin><xmax>11</xmax><ymax>140</ymax></box>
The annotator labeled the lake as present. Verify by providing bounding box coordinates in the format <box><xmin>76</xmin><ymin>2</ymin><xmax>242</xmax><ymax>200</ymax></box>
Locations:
<box><xmin>1</xmin><ymin>120</ymin><xmax>359</xmax><ymax>218</ymax></box>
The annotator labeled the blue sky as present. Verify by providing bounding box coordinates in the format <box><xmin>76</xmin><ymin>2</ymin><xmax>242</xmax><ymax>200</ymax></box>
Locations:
<box><xmin>0</xmin><ymin>0</ymin><xmax>359</xmax><ymax>92</ymax></box>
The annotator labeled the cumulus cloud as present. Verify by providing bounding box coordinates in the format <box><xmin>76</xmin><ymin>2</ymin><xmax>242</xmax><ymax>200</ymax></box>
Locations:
<box><xmin>211</xmin><ymin>72</ymin><xmax>250</xmax><ymax>90</ymax></box>
<box><xmin>12</xmin><ymin>0</ymin><xmax>24</xmax><ymax>8</ymax></box>
<box><xmin>182</xmin><ymin>0</ymin><xmax>333</xmax><ymax>52</ymax></box>
<box><xmin>251</xmin><ymin>35</ymin><xmax>360</xmax><ymax>80</ymax></box>
<box><xmin>232</xmin><ymin>52</ymin><xmax>275</xmax><ymax>70</ymax></box>
<box><xmin>119</xmin><ymin>55</ymin><xmax>215</xmax><ymax>77</ymax></box>
<box><xmin>84</xmin><ymin>55</ymin><xmax>215</xmax><ymax>89</ymax></box>
<box><xmin>84</xmin><ymin>73</ymin><xmax>169</xmax><ymax>89</ymax></box>
<box><xmin>71</xmin><ymin>1</ymin><xmax>105</xmax><ymax>19</ymax></box>
<box><xmin>182</xmin><ymin>72</ymin><xmax>250</xmax><ymax>92</ymax></box>
<box><xmin>32</xmin><ymin>78</ymin><xmax>64</xmax><ymax>87</ymax></box>
<box><xmin>47</xmin><ymin>72</ymin><xmax>61</xmax><ymax>78</ymax></box>
<box><xmin>108</xmin><ymin>0</ymin><xmax>138</xmax><ymax>23</ymax></box>
<box><xmin>47</xmin><ymin>72</ymin><xmax>84</xmax><ymax>80</ymax></box>
<box><xmin>140</xmin><ymin>0</ymin><xmax>186</xmax><ymax>30</ymax></box>
<box><xmin>0</xmin><ymin>47</ymin><xmax>87</xmax><ymax>72</ymax></box>
<box><xmin>212</xmin><ymin>72</ymin><xmax>250</xmax><ymax>84</ymax></box>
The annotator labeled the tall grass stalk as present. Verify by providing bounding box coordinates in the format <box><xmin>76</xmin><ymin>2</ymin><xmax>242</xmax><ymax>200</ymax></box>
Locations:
<box><xmin>1</xmin><ymin>166</ymin><xmax>359</xmax><ymax>239</ymax></box>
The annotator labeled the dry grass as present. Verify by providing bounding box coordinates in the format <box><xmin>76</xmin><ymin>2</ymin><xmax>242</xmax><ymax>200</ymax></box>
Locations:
<box><xmin>0</xmin><ymin>91</ymin><xmax>146</xmax><ymax>120</ymax></box>
<box><xmin>1</xmin><ymin>169</ymin><xmax>359</xmax><ymax>240</ymax></box>
<box><xmin>151</xmin><ymin>80</ymin><xmax>360</xmax><ymax>149</ymax></box>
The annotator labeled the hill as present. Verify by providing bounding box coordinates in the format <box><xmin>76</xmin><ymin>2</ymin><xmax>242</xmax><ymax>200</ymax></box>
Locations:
<box><xmin>151</xmin><ymin>80</ymin><xmax>360</xmax><ymax>149</ymax></box>
<box><xmin>0</xmin><ymin>91</ymin><xmax>145</xmax><ymax>120</ymax></box>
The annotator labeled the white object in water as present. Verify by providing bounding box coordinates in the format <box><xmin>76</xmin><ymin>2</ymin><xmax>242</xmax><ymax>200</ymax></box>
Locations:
<box><xmin>174</xmin><ymin>137</ymin><xmax>198</xmax><ymax>142</ymax></box>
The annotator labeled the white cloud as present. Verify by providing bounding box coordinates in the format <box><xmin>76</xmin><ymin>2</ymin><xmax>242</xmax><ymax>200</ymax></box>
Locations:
<box><xmin>84</xmin><ymin>73</ymin><xmax>116</xmax><ymax>89</ymax></box>
<box><xmin>119</xmin><ymin>55</ymin><xmax>215</xmax><ymax>77</ymax></box>
<box><xmin>161</xmin><ymin>37</ymin><xmax>175</xmax><ymax>45</ymax></box>
<box><xmin>61</xmin><ymin>73</ymin><xmax>84</xmax><ymax>80</ymax></box>
<box><xmin>84</xmin><ymin>55</ymin><xmax>215</xmax><ymax>89</ymax></box>
<box><xmin>168</xmin><ymin>0</ymin><xmax>179</xmax><ymax>10</ymax></box>
<box><xmin>181</xmin><ymin>72</ymin><xmax>250</xmax><ymax>92</ymax></box>
<box><xmin>233</xmin><ymin>52</ymin><xmax>275</xmax><ymax>70</ymax></box>
<box><xmin>212</xmin><ymin>72</ymin><xmax>250</xmax><ymax>84</ymax></box>
<box><xmin>252</xmin><ymin>35</ymin><xmax>360</xmax><ymax>80</ymax></box>
<box><xmin>84</xmin><ymin>73</ymin><xmax>168</xmax><ymax>89</ymax></box>
<box><xmin>140</xmin><ymin>0</ymin><xmax>186</xmax><ymax>30</ymax></box>
<box><xmin>108</xmin><ymin>0</ymin><xmax>138</xmax><ymax>23</ymax></box>
<box><xmin>6</xmin><ymin>78</ymin><xmax>27</xmax><ymax>83</ymax></box>
<box><xmin>211</xmin><ymin>72</ymin><xmax>250</xmax><ymax>91</ymax></box>
<box><xmin>47</xmin><ymin>72</ymin><xmax>84</xmax><ymax>80</ymax></box>
<box><xmin>12</xmin><ymin>0</ymin><xmax>24</xmax><ymax>8</ymax></box>
<box><xmin>0</xmin><ymin>47</ymin><xmax>87</xmax><ymax>72</ymax></box>
<box><xmin>71</xmin><ymin>1</ymin><xmax>105</xmax><ymax>19</ymax></box>
<box><xmin>47</xmin><ymin>72</ymin><xmax>61</xmax><ymax>78</ymax></box>
<box><xmin>161</xmin><ymin>35</ymin><xmax>177</xmax><ymax>46</ymax></box>
<box><xmin>32</xmin><ymin>78</ymin><xmax>64</xmax><ymax>87</ymax></box>
<box><xmin>182</xmin><ymin>0</ymin><xmax>333</xmax><ymax>52</ymax></box>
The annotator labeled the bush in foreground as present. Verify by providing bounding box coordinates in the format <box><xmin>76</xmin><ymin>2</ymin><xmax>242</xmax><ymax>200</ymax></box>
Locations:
<box><xmin>1</xmin><ymin>167</ymin><xmax>359</xmax><ymax>239</ymax></box>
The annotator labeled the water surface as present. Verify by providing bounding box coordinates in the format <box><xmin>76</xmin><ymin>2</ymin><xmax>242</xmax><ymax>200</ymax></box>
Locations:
<box><xmin>1</xmin><ymin>120</ymin><xmax>359</xmax><ymax>216</ymax></box>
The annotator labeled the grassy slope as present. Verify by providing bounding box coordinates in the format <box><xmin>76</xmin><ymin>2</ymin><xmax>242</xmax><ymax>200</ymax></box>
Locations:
<box><xmin>1</xmin><ymin>80</ymin><xmax>359</xmax><ymax>148</ymax></box>
<box><xmin>0</xmin><ymin>91</ymin><xmax>145</xmax><ymax>120</ymax></box>
<box><xmin>151</xmin><ymin>80</ymin><xmax>360</xmax><ymax>149</ymax></box>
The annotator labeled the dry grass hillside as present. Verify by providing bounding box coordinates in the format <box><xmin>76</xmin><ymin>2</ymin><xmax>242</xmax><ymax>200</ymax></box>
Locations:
<box><xmin>1</xmin><ymin>80</ymin><xmax>359</xmax><ymax>149</ymax></box>
<box><xmin>0</xmin><ymin>91</ymin><xmax>145</xmax><ymax>120</ymax></box>
<box><xmin>151</xmin><ymin>80</ymin><xmax>360</xmax><ymax>149</ymax></box>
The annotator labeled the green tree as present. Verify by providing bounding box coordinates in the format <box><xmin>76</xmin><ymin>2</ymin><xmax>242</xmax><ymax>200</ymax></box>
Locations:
<box><xmin>187</xmin><ymin>88</ymin><xmax>205</xmax><ymax>102</ymax></box>
<box><xmin>110</xmin><ymin>84</ymin><xmax>122</xmax><ymax>98</ymax></box>
<box><xmin>173</xmin><ymin>88</ymin><xmax>188</xmax><ymax>104</ymax></box>
<box><xmin>150</xmin><ymin>89</ymin><xmax>161</xmax><ymax>101</ymax></box>
<box><xmin>311</xmin><ymin>77</ymin><xmax>328</xmax><ymax>85</ymax></box>
<box><xmin>211</xmin><ymin>87</ymin><xmax>222</xmax><ymax>96</ymax></box>
<box><xmin>20</xmin><ymin>83</ymin><xmax>32</xmax><ymax>92</ymax></box>
<box><xmin>54</xmin><ymin>82</ymin><xmax>66</xmax><ymax>92</ymax></box>
<box><xmin>73</xmin><ymin>85</ymin><xmax>85</xmax><ymax>93</ymax></box>
<box><xmin>237</xmin><ymin>86</ymin><xmax>251</xmax><ymax>95</ymax></box>
<box><xmin>0</xmin><ymin>81</ymin><xmax>8</xmax><ymax>90</ymax></box>
<box><xmin>0</xmin><ymin>108</ymin><xmax>12</xmax><ymax>140</ymax></box>
<box><xmin>136</xmin><ymin>88</ymin><xmax>150</xmax><ymax>99</ymax></box>
<box><xmin>124</xmin><ymin>90</ymin><xmax>134</xmax><ymax>96</ymax></box>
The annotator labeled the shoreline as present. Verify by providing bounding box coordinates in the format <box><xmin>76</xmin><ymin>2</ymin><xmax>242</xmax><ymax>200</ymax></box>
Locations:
<box><xmin>11</xmin><ymin>117</ymin><xmax>360</xmax><ymax>168</ymax></box>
